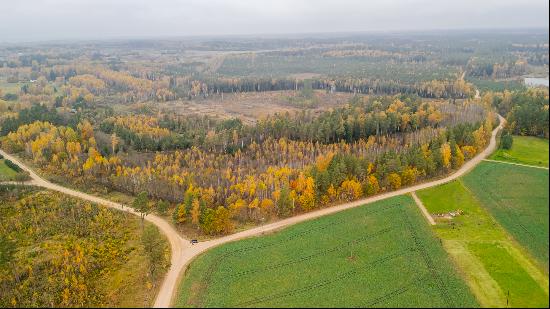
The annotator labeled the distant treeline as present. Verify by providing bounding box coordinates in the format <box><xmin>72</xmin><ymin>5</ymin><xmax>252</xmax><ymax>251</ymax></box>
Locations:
<box><xmin>181</xmin><ymin>77</ymin><xmax>474</xmax><ymax>99</ymax></box>
<box><xmin>0</xmin><ymin>104</ymin><xmax>66</xmax><ymax>136</ymax></box>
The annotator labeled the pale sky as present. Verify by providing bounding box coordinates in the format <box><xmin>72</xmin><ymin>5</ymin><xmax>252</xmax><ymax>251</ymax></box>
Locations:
<box><xmin>1</xmin><ymin>0</ymin><xmax>548</xmax><ymax>42</ymax></box>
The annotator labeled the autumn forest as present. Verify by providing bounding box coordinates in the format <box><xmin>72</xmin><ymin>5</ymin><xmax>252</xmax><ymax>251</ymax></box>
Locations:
<box><xmin>0</xmin><ymin>29</ymin><xmax>548</xmax><ymax>307</ymax></box>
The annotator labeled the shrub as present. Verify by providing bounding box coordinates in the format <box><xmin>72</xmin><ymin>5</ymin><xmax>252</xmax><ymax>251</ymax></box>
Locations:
<box><xmin>157</xmin><ymin>200</ymin><xmax>169</xmax><ymax>215</ymax></box>
<box><xmin>14</xmin><ymin>172</ymin><xmax>31</xmax><ymax>182</ymax></box>
<box><xmin>500</xmin><ymin>134</ymin><xmax>513</xmax><ymax>150</ymax></box>
<box><xmin>4</xmin><ymin>159</ymin><xmax>23</xmax><ymax>172</ymax></box>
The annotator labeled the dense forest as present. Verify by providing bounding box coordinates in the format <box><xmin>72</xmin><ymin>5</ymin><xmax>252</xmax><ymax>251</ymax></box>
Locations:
<box><xmin>486</xmin><ymin>89</ymin><xmax>549</xmax><ymax>138</ymax></box>
<box><xmin>1</xmin><ymin>95</ymin><xmax>496</xmax><ymax>235</ymax></box>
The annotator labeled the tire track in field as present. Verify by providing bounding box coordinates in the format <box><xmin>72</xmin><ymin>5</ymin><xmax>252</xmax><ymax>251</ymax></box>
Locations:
<box><xmin>468</xmin><ymin>173</ymin><xmax>549</xmax><ymax>254</ymax></box>
<box><xmin>222</xmin><ymin>202</ymin><xmax>401</xmax><ymax>256</ymax></box>
<box><xmin>404</xmin><ymin>215</ymin><xmax>453</xmax><ymax>307</ymax></box>
<box><xmin>359</xmin><ymin>273</ymin><xmax>432</xmax><ymax>307</ymax></box>
<box><xmin>487</xmin><ymin>185</ymin><xmax>549</xmax><ymax>251</ymax></box>
<box><xmin>226</xmin><ymin>226</ymin><xmax>395</xmax><ymax>280</ymax></box>
<box><xmin>234</xmin><ymin>247</ymin><xmax>418</xmax><ymax>308</ymax></box>
<box><xmin>197</xmin><ymin>203</ymin><xmax>402</xmax><ymax>303</ymax></box>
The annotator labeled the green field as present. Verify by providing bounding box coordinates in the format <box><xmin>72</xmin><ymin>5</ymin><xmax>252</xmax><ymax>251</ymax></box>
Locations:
<box><xmin>0</xmin><ymin>159</ymin><xmax>18</xmax><ymax>181</ymax></box>
<box><xmin>417</xmin><ymin>176</ymin><xmax>549</xmax><ymax>307</ymax></box>
<box><xmin>491</xmin><ymin>135</ymin><xmax>549</xmax><ymax>167</ymax></box>
<box><xmin>467</xmin><ymin>78</ymin><xmax>526</xmax><ymax>93</ymax></box>
<box><xmin>176</xmin><ymin>196</ymin><xmax>477</xmax><ymax>308</ymax></box>
<box><xmin>463</xmin><ymin>161</ymin><xmax>549</xmax><ymax>270</ymax></box>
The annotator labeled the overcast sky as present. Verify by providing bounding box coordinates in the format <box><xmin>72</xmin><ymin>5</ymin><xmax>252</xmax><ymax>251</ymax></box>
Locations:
<box><xmin>1</xmin><ymin>0</ymin><xmax>548</xmax><ymax>42</ymax></box>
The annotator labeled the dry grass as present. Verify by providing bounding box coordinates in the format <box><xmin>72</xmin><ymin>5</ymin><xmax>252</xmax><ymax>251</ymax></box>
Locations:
<box><xmin>157</xmin><ymin>90</ymin><xmax>358</xmax><ymax>124</ymax></box>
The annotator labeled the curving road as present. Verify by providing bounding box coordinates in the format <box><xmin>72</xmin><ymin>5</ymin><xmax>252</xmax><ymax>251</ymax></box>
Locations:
<box><xmin>0</xmin><ymin>114</ymin><xmax>504</xmax><ymax>308</ymax></box>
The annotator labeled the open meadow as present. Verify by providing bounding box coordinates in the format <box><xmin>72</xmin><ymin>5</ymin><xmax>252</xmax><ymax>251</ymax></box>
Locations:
<box><xmin>490</xmin><ymin>136</ymin><xmax>549</xmax><ymax>167</ymax></box>
<box><xmin>157</xmin><ymin>90</ymin><xmax>356</xmax><ymax>124</ymax></box>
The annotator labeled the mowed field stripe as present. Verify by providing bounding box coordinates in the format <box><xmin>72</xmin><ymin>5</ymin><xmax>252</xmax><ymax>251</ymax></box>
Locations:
<box><xmin>482</xmin><ymin>159</ymin><xmax>549</xmax><ymax>170</ymax></box>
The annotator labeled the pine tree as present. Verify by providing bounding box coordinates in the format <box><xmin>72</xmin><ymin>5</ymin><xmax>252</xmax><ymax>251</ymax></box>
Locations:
<box><xmin>191</xmin><ymin>198</ymin><xmax>201</xmax><ymax>228</ymax></box>
<box><xmin>133</xmin><ymin>191</ymin><xmax>150</xmax><ymax>220</ymax></box>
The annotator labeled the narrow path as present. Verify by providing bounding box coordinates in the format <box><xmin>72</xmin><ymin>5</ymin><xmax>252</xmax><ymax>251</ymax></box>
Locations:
<box><xmin>482</xmin><ymin>159</ymin><xmax>549</xmax><ymax>170</ymax></box>
<box><xmin>411</xmin><ymin>192</ymin><xmax>436</xmax><ymax>225</ymax></box>
<box><xmin>0</xmin><ymin>114</ymin><xmax>504</xmax><ymax>307</ymax></box>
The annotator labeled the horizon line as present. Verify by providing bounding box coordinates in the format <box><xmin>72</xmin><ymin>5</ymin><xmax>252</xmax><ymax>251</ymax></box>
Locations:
<box><xmin>1</xmin><ymin>26</ymin><xmax>549</xmax><ymax>46</ymax></box>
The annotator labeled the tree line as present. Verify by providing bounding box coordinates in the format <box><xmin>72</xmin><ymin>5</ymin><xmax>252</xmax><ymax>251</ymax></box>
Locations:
<box><xmin>176</xmin><ymin>76</ymin><xmax>475</xmax><ymax>100</ymax></box>
<box><xmin>486</xmin><ymin>88</ymin><xmax>548</xmax><ymax>138</ymax></box>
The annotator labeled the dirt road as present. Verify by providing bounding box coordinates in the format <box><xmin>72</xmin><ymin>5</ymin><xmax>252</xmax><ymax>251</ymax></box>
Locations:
<box><xmin>0</xmin><ymin>114</ymin><xmax>504</xmax><ymax>308</ymax></box>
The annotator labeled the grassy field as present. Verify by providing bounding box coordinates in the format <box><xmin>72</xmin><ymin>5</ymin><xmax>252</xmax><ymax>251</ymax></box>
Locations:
<box><xmin>417</xmin><ymin>177</ymin><xmax>549</xmax><ymax>308</ymax></box>
<box><xmin>466</xmin><ymin>78</ymin><xmax>526</xmax><ymax>93</ymax></box>
<box><xmin>490</xmin><ymin>135</ymin><xmax>549</xmax><ymax>167</ymax></box>
<box><xmin>0</xmin><ymin>80</ymin><xmax>26</xmax><ymax>94</ymax></box>
<box><xmin>463</xmin><ymin>161</ymin><xmax>549</xmax><ymax>271</ymax></box>
<box><xmin>157</xmin><ymin>90</ymin><xmax>354</xmax><ymax>125</ymax></box>
<box><xmin>176</xmin><ymin>196</ymin><xmax>477</xmax><ymax>308</ymax></box>
<box><xmin>0</xmin><ymin>159</ymin><xmax>18</xmax><ymax>181</ymax></box>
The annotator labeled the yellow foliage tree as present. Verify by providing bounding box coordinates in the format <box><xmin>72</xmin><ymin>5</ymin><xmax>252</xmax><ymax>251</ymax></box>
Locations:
<box><xmin>260</xmin><ymin>198</ymin><xmax>274</xmax><ymax>216</ymax></box>
<box><xmin>327</xmin><ymin>184</ymin><xmax>337</xmax><ymax>201</ymax></box>
<box><xmin>315</xmin><ymin>151</ymin><xmax>334</xmax><ymax>172</ymax></box>
<box><xmin>387</xmin><ymin>173</ymin><xmax>402</xmax><ymax>190</ymax></box>
<box><xmin>366</xmin><ymin>175</ymin><xmax>380</xmax><ymax>196</ymax></box>
<box><xmin>339</xmin><ymin>179</ymin><xmax>363</xmax><ymax>201</ymax></box>
<box><xmin>440</xmin><ymin>143</ymin><xmax>452</xmax><ymax>169</ymax></box>
<box><xmin>473</xmin><ymin>125</ymin><xmax>486</xmax><ymax>151</ymax></box>
<box><xmin>401</xmin><ymin>166</ymin><xmax>419</xmax><ymax>186</ymax></box>
<box><xmin>461</xmin><ymin>145</ymin><xmax>477</xmax><ymax>159</ymax></box>
<box><xmin>191</xmin><ymin>198</ymin><xmax>201</xmax><ymax>228</ymax></box>
<box><xmin>453</xmin><ymin>144</ymin><xmax>465</xmax><ymax>168</ymax></box>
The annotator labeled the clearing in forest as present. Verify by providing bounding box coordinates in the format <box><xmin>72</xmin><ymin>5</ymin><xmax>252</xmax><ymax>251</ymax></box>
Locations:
<box><xmin>176</xmin><ymin>196</ymin><xmax>477</xmax><ymax>308</ymax></box>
